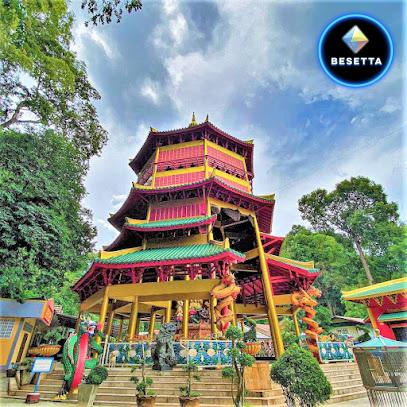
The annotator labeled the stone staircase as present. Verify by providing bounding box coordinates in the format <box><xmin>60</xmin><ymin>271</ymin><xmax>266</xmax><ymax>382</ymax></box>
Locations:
<box><xmin>321</xmin><ymin>362</ymin><xmax>367</xmax><ymax>404</ymax></box>
<box><xmin>5</xmin><ymin>362</ymin><xmax>367</xmax><ymax>406</ymax></box>
<box><xmin>8</xmin><ymin>366</ymin><xmax>286</xmax><ymax>406</ymax></box>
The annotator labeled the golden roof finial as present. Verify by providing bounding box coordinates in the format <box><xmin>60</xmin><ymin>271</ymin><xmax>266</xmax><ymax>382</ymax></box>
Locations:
<box><xmin>150</xmin><ymin>126</ymin><xmax>158</xmax><ymax>132</ymax></box>
<box><xmin>189</xmin><ymin>112</ymin><xmax>198</xmax><ymax>127</ymax></box>
<box><xmin>204</xmin><ymin>114</ymin><xmax>209</xmax><ymax>123</ymax></box>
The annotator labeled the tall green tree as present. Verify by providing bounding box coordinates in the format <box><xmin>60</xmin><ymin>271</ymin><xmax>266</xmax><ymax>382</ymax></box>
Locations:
<box><xmin>0</xmin><ymin>129</ymin><xmax>95</xmax><ymax>304</ymax></box>
<box><xmin>281</xmin><ymin>225</ymin><xmax>359</xmax><ymax>314</ymax></box>
<box><xmin>298</xmin><ymin>177</ymin><xmax>402</xmax><ymax>285</ymax></box>
<box><xmin>82</xmin><ymin>0</ymin><xmax>142</xmax><ymax>26</ymax></box>
<box><xmin>0</xmin><ymin>0</ymin><xmax>107</xmax><ymax>160</ymax></box>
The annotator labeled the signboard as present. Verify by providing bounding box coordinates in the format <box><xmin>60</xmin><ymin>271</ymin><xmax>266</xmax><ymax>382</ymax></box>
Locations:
<box><xmin>32</xmin><ymin>357</ymin><xmax>54</xmax><ymax>373</ymax></box>
<box><xmin>40</xmin><ymin>299</ymin><xmax>55</xmax><ymax>326</ymax></box>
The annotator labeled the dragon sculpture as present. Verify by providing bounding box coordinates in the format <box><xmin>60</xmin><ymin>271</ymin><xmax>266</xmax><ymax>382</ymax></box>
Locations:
<box><xmin>54</xmin><ymin>320</ymin><xmax>104</xmax><ymax>400</ymax></box>
<box><xmin>211</xmin><ymin>273</ymin><xmax>241</xmax><ymax>335</ymax></box>
<box><xmin>291</xmin><ymin>286</ymin><xmax>323</xmax><ymax>360</ymax></box>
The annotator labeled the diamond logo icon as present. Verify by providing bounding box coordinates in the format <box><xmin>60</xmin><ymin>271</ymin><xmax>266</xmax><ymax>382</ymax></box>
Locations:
<box><xmin>342</xmin><ymin>25</ymin><xmax>369</xmax><ymax>54</ymax></box>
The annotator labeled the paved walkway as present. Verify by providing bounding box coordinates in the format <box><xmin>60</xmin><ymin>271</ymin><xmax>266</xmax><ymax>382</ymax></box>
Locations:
<box><xmin>0</xmin><ymin>398</ymin><xmax>76</xmax><ymax>406</ymax></box>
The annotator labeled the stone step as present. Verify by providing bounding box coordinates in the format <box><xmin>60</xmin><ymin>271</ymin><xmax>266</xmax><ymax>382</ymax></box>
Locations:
<box><xmin>94</xmin><ymin>402</ymin><xmax>287</xmax><ymax>407</ymax></box>
<box><xmin>327</xmin><ymin>391</ymin><xmax>368</xmax><ymax>404</ymax></box>
<box><xmin>329</xmin><ymin>378</ymin><xmax>363</xmax><ymax>387</ymax></box>
<box><xmin>13</xmin><ymin>390</ymin><xmax>78</xmax><ymax>401</ymax></box>
<box><xmin>96</xmin><ymin>386</ymin><xmax>283</xmax><ymax>398</ymax></box>
<box><xmin>327</xmin><ymin>372</ymin><xmax>363</xmax><ymax>381</ymax></box>
<box><xmin>332</xmin><ymin>384</ymin><xmax>365</xmax><ymax>396</ymax></box>
<box><xmin>4</xmin><ymin>396</ymin><xmax>77</xmax><ymax>404</ymax></box>
<box><xmin>320</xmin><ymin>363</ymin><xmax>359</xmax><ymax>372</ymax></box>
<box><xmin>94</xmin><ymin>395</ymin><xmax>286</xmax><ymax>406</ymax></box>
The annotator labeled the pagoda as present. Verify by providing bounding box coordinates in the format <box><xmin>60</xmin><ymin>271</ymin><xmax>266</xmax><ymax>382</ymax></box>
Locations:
<box><xmin>73</xmin><ymin>114</ymin><xmax>321</xmax><ymax>358</ymax></box>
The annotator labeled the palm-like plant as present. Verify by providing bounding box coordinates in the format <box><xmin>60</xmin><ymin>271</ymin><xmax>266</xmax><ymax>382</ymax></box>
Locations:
<box><xmin>222</xmin><ymin>326</ymin><xmax>255</xmax><ymax>407</ymax></box>
<box><xmin>130</xmin><ymin>355</ymin><xmax>155</xmax><ymax>397</ymax></box>
<box><xmin>179</xmin><ymin>360</ymin><xmax>201</xmax><ymax>398</ymax></box>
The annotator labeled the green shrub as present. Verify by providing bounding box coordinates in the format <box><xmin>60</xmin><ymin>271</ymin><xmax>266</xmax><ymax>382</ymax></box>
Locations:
<box><xmin>271</xmin><ymin>344</ymin><xmax>331</xmax><ymax>407</ymax></box>
<box><xmin>86</xmin><ymin>366</ymin><xmax>108</xmax><ymax>385</ymax></box>
<box><xmin>221</xmin><ymin>326</ymin><xmax>255</xmax><ymax>407</ymax></box>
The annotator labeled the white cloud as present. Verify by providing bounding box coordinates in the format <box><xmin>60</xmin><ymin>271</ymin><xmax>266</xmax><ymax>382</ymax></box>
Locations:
<box><xmin>140</xmin><ymin>79</ymin><xmax>161</xmax><ymax>105</ymax></box>
<box><xmin>380</xmin><ymin>97</ymin><xmax>401</xmax><ymax>114</ymax></box>
<box><xmin>155</xmin><ymin>2</ymin><xmax>401</xmax><ymax>121</ymax></box>
<box><xmin>73</xmin><ymin>24</ymin><xmax>120</xmax><ymax>60</ymax></box>
<box><xmin>152</xmin><ymin>0</ymin><xmax>189</xmax><ymax>50</ymax></box>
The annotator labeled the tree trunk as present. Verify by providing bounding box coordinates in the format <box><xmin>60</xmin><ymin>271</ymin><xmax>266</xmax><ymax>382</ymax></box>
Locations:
<box><xmin>354</xmin><ymin>239</ymin><xmax>374</xmax><ymax>285</ymax></box>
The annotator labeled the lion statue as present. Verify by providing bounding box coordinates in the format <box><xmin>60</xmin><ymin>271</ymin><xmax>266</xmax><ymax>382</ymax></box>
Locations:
<box><xmin>152</xmin><ymin>322</ymin><xmax>177</xmax><ymax>371</ymax></box>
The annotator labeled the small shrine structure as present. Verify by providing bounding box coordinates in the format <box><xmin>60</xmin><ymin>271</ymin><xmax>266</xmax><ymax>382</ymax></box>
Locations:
<box><xmin>343</xmin><ymin>277</ymin><xmax>407</xmax><ymax>342</ymax></box>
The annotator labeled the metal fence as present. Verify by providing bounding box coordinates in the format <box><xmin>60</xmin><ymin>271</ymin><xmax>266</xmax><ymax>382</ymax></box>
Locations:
<box><xmin>354</xmin><ymin>347</ymin><xmax>407</xmax><ymax>407</ymax></box>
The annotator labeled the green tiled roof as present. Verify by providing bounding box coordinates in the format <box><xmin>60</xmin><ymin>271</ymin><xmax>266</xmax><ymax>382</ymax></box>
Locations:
<box><xmin>273</xmin><ymin>257</ymin><xmax>318</xmax><ymax>273</ymax></box>
<box><xmin>97</xmin><ymin>244</ymin><xmax>245</xmax><ymax>265</ymax></box>
<box><xmin>343</xmin><ymin>278</ymin><xmax>407</xmax><ymax>300</ymax></box>
<box><xmin>267</xmin><ymin>254</ymin><xmax>319</xmax><ymax>274</ymax></box>
<box><xmin>378</xmin><ymin>311</ymin><xmax>407</xmax><ymax>322</ymax></box>
<box><xmin>126</xmin><ymin>216</ymin><xmax>214</xmax><ymax>229</ymax></box>
<box><xmin>354</xmin><ymin>336</ymin><xmax>407</xmax><ymax>348</ymax></box>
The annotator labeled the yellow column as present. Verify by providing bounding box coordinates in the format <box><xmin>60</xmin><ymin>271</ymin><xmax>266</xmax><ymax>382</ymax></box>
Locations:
<box><xmin>94</xmin><ymin>287</ymin><xmax>109</xmax><ymax>357</ymax></box>
<box><xmin>74</xmin><ymin>313</ymin><xmax>82</xmax><ymax>333</ymax></box>
<box><xmin>240</xmin><ymin>319</ymin><xmax>245</xmax><ymax>332</ymax></box>
<box><xmin>367</xmin><ymin>307</ymin><xmax>379</xmax><ymax>330</ymax></box>
<box><xmin>210</xmin><ymin>296</ymin><xmax>217</xmax><ymax>338</ymax></box>
<box><xmin>135</xmin><ymin>317</ymin><xmax>141</xmax><ymax>336</ymax></box>
<box><xmin>106</xmin><ymin>308</ymin><xmax>115</xmax><ymax>337</ymax></box>
<box><xmin>183</xmin><ymin>276</ymin><xmax>190</xmax><ymax>339</ymax></box>
<box><xmin>97</xmin><ymin>287</ymin><xmax>110</xmax><ymax>340</ymax></box>
<box><xmin>293</xmin><ymin>311</ymin><xmax>301</xmax><ymax>337</ymax></box>
<box><xmin>165</xmin><ymin>303</ymin><xmax>172</xmax><ymax>323</ymax></box>
<box><xmin>165</xmin><ymin>276</ymin><xmax>174</xmax><ymax>323</ymax></box>
<box><xmin>231</xmin><ymin>300</ymin><xmax>238</xmax><ymax>326</ymax></box>
<box><xmin>127</xmin><ymin>296</ymin><xmax>139</xmax><ymax>342</ymax></box>
<box><xmin>253</xmin><ymin>216</ymin><xmax>284</xmax><ymax>357</ymax></box>
<box><xmin>117</xmin><ymin>318</ymin><xmax>124</xmax><ymax>341</ymax></box>
<box><xmin>149</xmin><ymin>310</ymin><xmax>157</xmax><ymax>340</ymax></box>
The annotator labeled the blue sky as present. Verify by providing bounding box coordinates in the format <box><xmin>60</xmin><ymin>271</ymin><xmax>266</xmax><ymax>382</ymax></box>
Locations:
<box><xmin>70</xmin><ymin>1</ymin><xmax>405</xmax><ymax>248</ymax></box>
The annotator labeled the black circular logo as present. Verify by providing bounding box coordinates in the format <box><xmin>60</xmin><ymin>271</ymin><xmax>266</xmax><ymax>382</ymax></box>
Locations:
<box><xmin>318</xmin><ymin>14</ymin><xmax>393</xmax><ymax>87</ymax></box>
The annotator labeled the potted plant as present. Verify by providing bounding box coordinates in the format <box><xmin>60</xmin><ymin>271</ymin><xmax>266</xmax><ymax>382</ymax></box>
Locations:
<box><xmin>222</xmin><ymin>326</ymin><xmax>255</xmax><ymax>407</ymax></box>
<box><xmin>130</xmin><ymin>355</ymin><xmax>156</xmax><ymax>407</ymax></box>
<box><xmin>18</xmin><ymin>358</ymin><xmax>34</xmax><ymax>386</ymax></box>
<box><xmin>6</xmin><ymin>362</ymin><xmax>18</xmax><ymax>378</ymax></box>
<box><xmin>28</xmin><ymin>327</ymin><xmax>64</xmax><ymax>357</ymax></box>
<box><xmin>271</xmin><ymin>344</ymin><xmax>332</xmax><ymax>407</ymax></box>
<box><xmin>242</xmin><ymin>317</ymin><xmax>261</xmax><ymax>356</ymax></box>
<box><xmin>78</xmin><ymin>366</ymin><xmax>109</xmax><ymax>407</ymax></box>
<box><xmin>179</xmin><ymin>360</ymin><xmax>201</xmax><ymax>407</ymax></box>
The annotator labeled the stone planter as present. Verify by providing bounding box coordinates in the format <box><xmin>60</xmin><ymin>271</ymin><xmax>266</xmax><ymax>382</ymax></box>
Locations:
<box><xmin>244</xmin><ymin>342</ymin><xmax>262</xmax><ymax>356</ymax></box>
<box><xmin>78</xmin><ymin>384</ymin><xmax>99</xmax><ymax>407</ymax></box>
<box><xmin>25</xmin><ymin>392</ymin><xmax>40</xmax><ymax>404</ymax></box>
<box><xmin>136</xmin><ymin>395</ymin><xmax>157</xmax><ymax>407</ymax></box>
<box><xmin>179</xmin><ymin>396</ymin><xmax>200</xmax><ymax>407</ymax></box>
<box><xmin>6</xmin><ymin>368</ymin><xmax>17</xmax><ymax>378</ymax></box>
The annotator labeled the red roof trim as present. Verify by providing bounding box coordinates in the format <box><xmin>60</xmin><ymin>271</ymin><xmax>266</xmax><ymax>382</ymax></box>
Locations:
<box><xmin>72</xmin><ymin>250</ymin><xmax>244</xmax><ymax>292</ymax></box>
<box><xmin>125</xmin><ymin>215</ymin><xmax>217</xmax><ymax>232</ymax></box>
<box><xmin>267</xmin><ymin>258</ymin><xmax>319</xmax><ymax>278</ymax></box>
<box><xmin>129</xmin><ymin>122</ymin><xmax>254</xmax><ymax>173</ymax></box>
<box><xmin>108</xmin><ymin>178</ymin><xmax>274</xmax><ymax>233</ymax></box>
